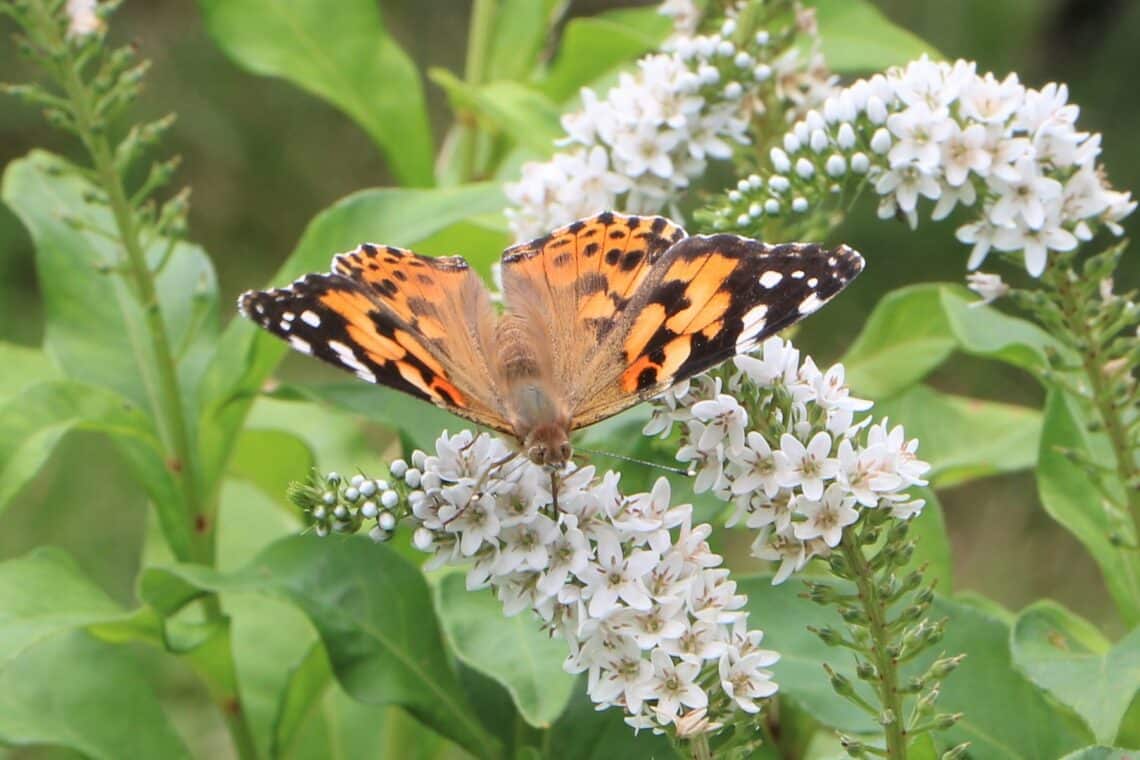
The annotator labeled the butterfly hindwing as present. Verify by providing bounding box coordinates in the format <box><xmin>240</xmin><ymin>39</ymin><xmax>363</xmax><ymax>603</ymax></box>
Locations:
<box><xmin>569</xmin><ymin>234</ymin><xmax>864</xmax><ymax>428</ymax></box>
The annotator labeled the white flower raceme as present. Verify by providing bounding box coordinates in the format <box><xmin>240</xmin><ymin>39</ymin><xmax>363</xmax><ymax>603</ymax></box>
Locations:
<box><xmin>706</xmin><ymin>56</ymin><xmax>1136</xmax><ymax>277</ymax></box>
<box><xmin>646</xmin><ymin>336</ymin><xmax>930</xmax><ymax>584</ymax></box>
<box><xmin>399</xmin><ymin>431</ymin><xmax>777</xmax><ymax>733</ymax></box>
<box><xmin>505</xmin><ymin>2</ymin><xmax>833</xmax><ymax>241</ymax></box>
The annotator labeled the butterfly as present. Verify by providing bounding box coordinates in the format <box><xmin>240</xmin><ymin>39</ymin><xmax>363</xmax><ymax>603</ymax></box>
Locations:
<box><xmin>239</xmin><ymin>211</ymin><xmax>863</xmax><ymax>467</ymax></box>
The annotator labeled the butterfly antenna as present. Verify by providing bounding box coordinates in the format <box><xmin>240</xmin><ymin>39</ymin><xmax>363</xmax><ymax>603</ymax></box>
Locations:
<box><xmin>575</xmin><ymin>446</ymin><xmax>691</xmax><ymax>476</ymax></box>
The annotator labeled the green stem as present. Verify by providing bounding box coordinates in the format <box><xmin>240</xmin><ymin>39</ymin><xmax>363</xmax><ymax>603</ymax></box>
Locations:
<box><xmin>688</xmin><ymin>733</ymin><xmax>712</xmax><ymax>760</ymax></box>
<box><xmin>1049</xmin><ymin>265</ymin><xmax>1140</xmax><ymax>530</ymax></box>
<box><xmin>444</xmin><ymin>0</ymin><xmax>497</xmax><ymax>183</ymax></box>
<box><xmin>840</xmin><ymin>528</ymin><xmax>907</xmax><ymax>760</ymax></box>
<box><xmin>24</xmin><ymin>6</ymin><xmax>254</xmax><ymax>757</ymax></box>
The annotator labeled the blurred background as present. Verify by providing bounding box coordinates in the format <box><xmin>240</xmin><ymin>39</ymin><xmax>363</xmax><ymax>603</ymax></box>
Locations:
<box><xmin>1</xmin><ymin>0</ymin><xmax>1138</xmax><ymax>635</ymax></box>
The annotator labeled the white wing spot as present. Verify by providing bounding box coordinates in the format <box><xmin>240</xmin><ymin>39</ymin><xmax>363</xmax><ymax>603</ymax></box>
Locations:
<box><xmin>278</xmin><ymin>320</ymin><xmax>291</xmax><ymax>331</ymax></box>
<box><xmin>791</xmin><ymin>270</ymin><xmax>805</xmax><ymax>279</ymax></box>
<box><xmin>289</xmin><ymin>336</ymin><xmax>312</xmax><ymax>354</ymax></box>
<box><xmin>282</xmin><ymin>311</ymin><xmax>295</xmax><ymax>322</ymax></box>
<box><xmin>301</xmin><ymin>310</ymin><xmax>321</xmax><ymax>327</ymax></box>
<box><xmin>807</xmin><ymin>277</ymin><xmax>819</xmax><ymax>287</ymax></box>
<box><xmin>328</xmin><ymin>339</ymin><xmax>375</xmax><ymax>381</ymax></box>
<box><xmin>799</xmin><ymin>293</ymin><xmax>823</xmax><ymax>314</ymax></box>
<box><xmin>828</xmin><ymin>256</ymin><xmax>838</xmax><ymax>266</ymax></box>
<box><xmin>758</xmin><ymin>271</ymin><xmax>784</xmax><ymax>288</ymax></box>
<box><xmin>737</xmin><ymin>304</ymin><xmax>769</xmax><ymax>351</ymax></box>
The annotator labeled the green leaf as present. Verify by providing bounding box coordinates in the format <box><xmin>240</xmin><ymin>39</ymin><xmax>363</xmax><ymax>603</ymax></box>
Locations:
<box><xmin>873</xmin><ymin>385</ymin><xmax>1041</xmax><ymax>487</ymax></box>
<box><xmin>545</xmin><ymin>680</ymin><xmax>679</xmax><ymax>760</ymax></box>
<box><xmin>842</xmin><ymin>284</ymin><xmax>956</xmax><ymax>398</ymax></box>
<box><xmin>271</xmin><ymin>640</ymin><xmax>333</xmax><ymax>756</ymax></box>
<box><xmin>0</xmin><ymin>381</ymin><xmax>189</xmax><ymax>557</ymax></box>
<box><xmin>940</xmin><ymin>287</ymin><xmax>1057</xmax><ymax>374</ymax></box>
<box><xmin>809</xmin><ymin>0</ymin><xmax>940</xmax><ymax>73</ymax></box>
<box><xmin>904</xmin><ymin>487</ymin><xmax>953</xmax><ymax>592</ymax></box>
<box><xmin>1060</xmin><ymin>748</ymin><xmax>1136</xmax><ymax>760</ymax></box>
<box><xmin>198</xmin><ymin>0</ymin><xmax>434</xmax><ymax>186</ymax></box>
<box><xmin>537</xmin><ymin>8</ymin><xmax>671</xmax><ymax>102</ymax></box>
<box><xmin>1012</xmin><ymin>600</ymin><xmax>1140</xmax><ymax>743</ymax></box>
<box><xmin>2</xmin><ymin>151</ymin><xmax>219</xmax><ymax>409</ymax></box>
<box><xmin>1037</xmin><ymin>390</ymin><xmax>1140</xmax><ymax>626</ymax></box>
<box><xmin>0</xmin><ymin>342</ymin><xmax>58</xmax><ymax>400</ymax></box>
<box><xmin>228</xmin><ymin>428</ymin><xmax>315</xmax><ymax>510</ymax></box>
<box><xmin>738</xmin><ymin>576</ymin><xmax>1092</xmax><ymax>754</ymax></box>
<box><xmin>486</xmin><ymin>0</ymin><xmax>565</xmax><ymax>82</ymax></box>
<box><xmin>140</xmin><ymin>536</ymin><xmax>500</xmax><ymax>759</ymax></box>
<box><xmin>196</xmin><ymin>181</ymin><xmax>505</xmax><ymax>490</ymax></box>
<box><xmin>0</xmin><ymin>548</ymin><xmax>188</xmax><ymax>759</ymax></box>
<box><xmin>431</xmin><ymin>71</ymin><xmax>564</xmax><ymax>157</ymax></box>
<box><xmin>435</xmin><ymin>572</ymin><xmax>575</xmax><ymax>728</ymax></box>
<box><xmin>273</xmin><ymin>382</ymin><xmax>462</xmax><ymax>452</ymax></box>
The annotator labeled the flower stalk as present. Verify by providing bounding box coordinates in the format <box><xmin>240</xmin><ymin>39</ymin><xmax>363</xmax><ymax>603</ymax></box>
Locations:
<box><xmin>2</xmin><ymin>1</ymin><xmax>254</xmax><ymax>755</ymax></box>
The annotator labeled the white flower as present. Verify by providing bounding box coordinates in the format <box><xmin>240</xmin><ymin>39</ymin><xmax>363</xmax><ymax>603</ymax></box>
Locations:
<box><xmin>690</xmin><ymin>394</ymin><xmax>748</xmax><ymax>454</ymax></box>
<box><xmin>965</xmin><ymin>271</ymin><xmax>1009</xmax><ymax>305</ymax></box>
<box><xmin>792</xmin><ymin>484</ymin><xmax>859</xmax><ymax>547</ymax></box>
<box><xmin>640</xmin><ymin>649</ymin><xmax>707</xmax><ymax>720</ymax></box>
<box><xmin>887</xmin><ymin>102</ymin><xmax>952</xmax><ymax>169</ymax></box>
<box><xmin>577</xmin><ymin>530</ymin><xmax>658</xmax><ymax>617</ymax></box>
<box><xmin>66</xmin><ymin>0</ymin><xmax>102</xmax><ymax>38</ymax></box>
<box><xmin>719</xmin><ymin>649</ymin><xmax>779</xmax><ymax>713</ymax></box>
<box><xmin>774</xmin><ymin>431</ymin><xmax>839</xmax><ymax>500</ymax></box>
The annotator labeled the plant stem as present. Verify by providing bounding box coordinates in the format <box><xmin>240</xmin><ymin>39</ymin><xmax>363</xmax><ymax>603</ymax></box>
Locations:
<box><xmin>840</xmin><ymin>528</ymin><xmax>907</xmax><ymax>760</ymax></box>
<box><xmin>688</xmin><ymin>733</ymin><xmax>712</xmax><ymax>760</ymax></box>
<box><xmin>1049</xmin><ymin>266</ymin><xmax>1140</xmax><ymax>530</ymax></box>
<box><xmin>24</xmin><ymin>7</ymin><xmax>254</xmax><ymax>757</ymax></box>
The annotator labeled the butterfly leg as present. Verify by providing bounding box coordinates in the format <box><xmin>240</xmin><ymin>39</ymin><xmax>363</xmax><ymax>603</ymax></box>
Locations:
<box><xmin>439</xmin><ymin>450</ymin><xmax>521</xmax><ymax>527</ymax></box>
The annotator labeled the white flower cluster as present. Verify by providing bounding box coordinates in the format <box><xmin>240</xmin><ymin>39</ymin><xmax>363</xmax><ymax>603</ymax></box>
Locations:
<box><xmin>398</xmin><ymin>432</ymin><xmax>778</xmax><ymax>732</ymax></box>
<box><xmin>505</xmin><ymin>1</ymin><xmax>830</xmax><ymax>241</ymax></box>
<box><xmin>706</xmin><ymin>57</ymin><xmax>1136</xmax><ymax>277</ymax></box>
<box><xmin>646</xmin><ymin>337</ymin><xmax>930</xmax><ymax>584</ymax></box>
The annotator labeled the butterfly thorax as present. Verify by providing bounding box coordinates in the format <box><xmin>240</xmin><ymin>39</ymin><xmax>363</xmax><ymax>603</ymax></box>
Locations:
<box><xmin>495</xmin><ymin>313</ymin><xmax>572</xmax><ymax>466</ymax></box>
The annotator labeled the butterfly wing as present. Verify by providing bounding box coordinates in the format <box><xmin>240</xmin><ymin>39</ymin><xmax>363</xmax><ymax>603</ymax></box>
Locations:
<box><xmin>239</xmin><ymin>245</ymin><xmax>512</xmax><ymax>434</ymax></box>
<box><xmin>498</xmin><ymin>212</ymin><xmax>688</xmax><ymax>385</ymax></box>
<box><xmin>569</xmin><ymin>234</ymin><xmax>864</xmax><ymax>428</ymax></box>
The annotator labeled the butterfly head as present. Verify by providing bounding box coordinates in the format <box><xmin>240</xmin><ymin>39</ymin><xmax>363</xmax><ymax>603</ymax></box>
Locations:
<box><xmin>523</xmin><ymin>423</ymin><xmax>572</xmax><ymax>468</ymax></box>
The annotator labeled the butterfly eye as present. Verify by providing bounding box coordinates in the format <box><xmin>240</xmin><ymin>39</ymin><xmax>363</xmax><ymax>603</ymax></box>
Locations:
<box><xmin>559</xmin><ymin>443</ymin><xmax>571</xmax><ymax>463</ymax></box>
<box><xmin>527</xmin><ymin>445</ymin><xmax>545</xmax><ymax>465</ymax></box>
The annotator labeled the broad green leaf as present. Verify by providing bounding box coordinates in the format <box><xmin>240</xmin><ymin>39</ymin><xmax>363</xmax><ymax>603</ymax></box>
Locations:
<box><xmin>940</xmin><ymin>287</ymin><xmax>1058</xmax><ymax>374</ymax></box>
<box><xmin>810</xmin><ymin>0</ymin><xmax>939</xmax><ymax>73</ymax></box>
<box><xmin>738</xmin><ymin>576</ymin><xmax>1092</xmax><ymax>754</ymax></box>
<box><xmin>0</xmin><ymin>381</ymin><xmax>190</xmax><ymax>557</ymax></box>
<box><xmin>0</xmin><ymin>341</ymin><xmax>58</xmax><ymax>400</ymax></box>
<box><xmin>198</xmin><ymin>0</ymin><xmax>433</xmax><ymax>186</ymax></box>
<box><xmin>904</xmin><ymin>487</ymin><xmax>953</xmax><ymax>592</ymax></box>
<box><xmin>1012</xmin><ymin>600</ymin><xmax>1140</xmax><ymax>743</ymax></box>
<box><xmin>435</xmin><ymin>573</ymin><xmax>575</xmax><ymax>728</ymax></box>
<box><xmin>1037</xmin><ymin>390</ymin><xmax>1140</xmax><ymax>626</ymax></box>
<box><xmin>2</xmin><ymin>151</ymin><xmax>219</xmax><ymax>409</ymax></box>
<box><xmin>271</xmin><ymin>640</ymin><xmax>333</xmax><ymax>756</ymax></box>
<box><xmin>0</xmin><ymin>549</ymin><xmax>188</xmax><ymax>759</ymax></box>
<box><xmin>228</xmin><ymin>428</ymin><xmax>315</xmax><ymax>510</ymax></box>
<box><xmin>196</xmin><ymin>182</ymin><xmax>505</xmax><ymax>490</ymax></box>
<box><xmin>842</xmin><ymin>284</ymin><xmax>955</xmax><ymax>398</ymax></box>
<box><xmin>545</xmin><ymin>680</ymin><xmax>679</xmax><ymax>760</ymax></box>
<box><xmin>485</xmin><ymin>0</ymin><xmax>565</xmax><ymax>82</ymax></box>
<box><xmin>140</xmin><ymin>536</ymin><xmax>500</xmax><ymax>759</ymax></box>
<box><xmin>537</xmin><ymin>8</ymin><xmax>671</xmax><ymax>102</ymax></box>
<box><xmin>272</xmin><ymin>382</ymin><xmax>461</xmax><ymax>453</ymax></box>
<box><xmin>873</xmin><ymin>385</ymin><xmax>1041</xmax><ymax>487</ymax></box>
<box><xmin>1060</xmin><ymin>748</ymin><xmax>1136</xmax><ymax>760</ymax></box>
<box><xmin>431</xmin><ymin>71</ymin><xmax>564</xmax><ymax>157</ymax></box>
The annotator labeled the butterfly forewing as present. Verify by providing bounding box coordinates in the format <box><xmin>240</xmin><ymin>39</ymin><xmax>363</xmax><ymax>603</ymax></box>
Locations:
<box><xmin>500</xmin><ymin>212</ymin><xmax>687</xmax><ymax>384</ymax></box>
<box><xmin>239</xmin><ymin>249</ymin><xmax>511</xmax><ymax>434</ymax></box>
<box><xmin>568</xmin><ymin>234</ymin><xmax>864</xmax><ymax>428</ymax></box>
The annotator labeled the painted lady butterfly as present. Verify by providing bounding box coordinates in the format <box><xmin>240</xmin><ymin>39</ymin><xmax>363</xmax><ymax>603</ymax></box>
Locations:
<box><xmin>239</xmin><ymin>212</ymin><xmax>863</xmax><ymax>466</ymax></box>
